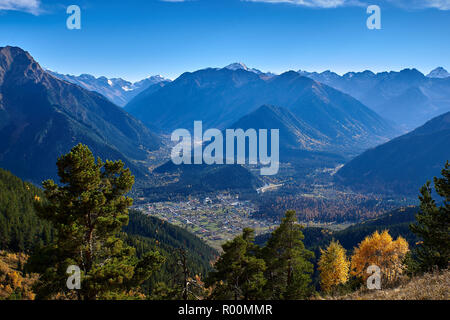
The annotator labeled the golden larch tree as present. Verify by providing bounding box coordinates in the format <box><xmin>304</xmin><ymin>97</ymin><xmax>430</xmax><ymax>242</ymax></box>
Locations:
<box><xmin>350</xmin><ymin>230</ymin><xmax>409</xmax><ymax>285</ymax></box>
<box><xmin>318</xmin><ymin>240</ymin><xmax>350</xmax><ymax>293</ymax></box>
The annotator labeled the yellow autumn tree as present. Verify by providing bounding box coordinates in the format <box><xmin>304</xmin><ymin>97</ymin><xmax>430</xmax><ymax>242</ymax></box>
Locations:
<box><xmin>0</xmin><ymin>251</ymin><xmax>37</xmax><ymax>300</ymax></box>
<box><xmin>318</xmin><ymin>240</ymin><xmax>350</xmax><ymax>293</ymax></box>
<box><xmin>351</xmin><ymin>230</ymin><xmax>409</xmax><ymax>285</ymax></box>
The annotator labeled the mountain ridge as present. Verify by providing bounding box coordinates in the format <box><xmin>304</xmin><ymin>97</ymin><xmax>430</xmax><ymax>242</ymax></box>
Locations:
<box><xmin>0</xmin><ymin>46</ymin><xmax>161</xmax><ymax>183</ymax></box>
<box><xmin>335</xmin><ymin>111</ymin><xmax>450</xmax><ymax>195</ymax></box>
<box><xmin>126</xmin><ymin>67</ymin><xmax>397</xmax><ymax>156</ymax></box>
<box><xmin>49</xmin><ymin>71</ymin><xmax>170</xmax><ymax>107</ymax></box>
<box><xmin>299</xmin><ymin>68</ymin><xmax>450</xmax><ymax>130</ymax></box>
<box><xmin>427</xmin><ymin>67</ymin><xmax>450</xmax><ymax>79</ymax></box>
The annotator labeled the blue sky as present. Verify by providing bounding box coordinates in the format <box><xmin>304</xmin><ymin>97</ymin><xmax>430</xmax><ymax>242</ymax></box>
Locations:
<box><xmin>0</xmin><ymin>0</ymin><xmax>449</xmax><ymax>81</ymax></box>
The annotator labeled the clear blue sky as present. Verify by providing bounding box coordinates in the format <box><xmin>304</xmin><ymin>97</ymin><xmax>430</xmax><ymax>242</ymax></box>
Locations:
<box><xmin>1</xmin><ymin>0</ymin><xmax>449</xmax><ymax>81</ymax></box>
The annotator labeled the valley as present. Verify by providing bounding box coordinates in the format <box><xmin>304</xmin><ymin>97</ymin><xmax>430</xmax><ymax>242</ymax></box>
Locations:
<box><xmin>0</xmin><ymin>42</ymin><xmax>448</xmax><ymax>302</ymax></box>
<box><xmin>134</xmin><ymin>194</ymin><xmax>275</xmax><ymax>250</ymax></box>
<box><xmin>134</xmin><ymin>192</ymin><xmax>358</xmax><ymax>250</ymax></box>
<box><xmin>132</xmin><ymin>144</ymin><xmax>417</xmax><ymax>249</ymax></box>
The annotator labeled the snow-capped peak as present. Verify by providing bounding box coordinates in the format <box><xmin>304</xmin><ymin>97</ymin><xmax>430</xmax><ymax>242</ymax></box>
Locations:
<box><xmin>427</xmin><ymin>67</ymin><xmax>450</xmax><ymax>79</ymax></box>
<box><xmin>225</xmin><ymin>62</ymin><xmax>250</xmax><ymax>71</ymax></box>
<box><xmin>223</xmin><ymin>62</ymin><xmax>263</xmax><ymax>75</ymax></box>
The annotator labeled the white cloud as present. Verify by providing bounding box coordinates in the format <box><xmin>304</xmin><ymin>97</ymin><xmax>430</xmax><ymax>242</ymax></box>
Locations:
<box><xmin>243</xmin><ymin>0</ymin><xmax>364</xmax><ymax>8</ymax></box>
<box><xmin>0</xmin><ymin>0</ymin><xmax>41</xmax><ymax>15</ymax></box>
<box><xmin>385</xmin><ymin>0</ymin><xmax>450</xmax><ymax>10</ymax></box>
<box><xmin>244</xmin><ymin>0</ymin><xmax>450</xmax><ymax>10</ymax></box>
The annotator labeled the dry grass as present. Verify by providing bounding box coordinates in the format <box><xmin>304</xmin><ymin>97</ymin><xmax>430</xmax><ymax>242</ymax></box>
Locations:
<box><xmin>328</xmin><ymin>269</ymin><xmax>449</xmax><ymax>300</ymax></box>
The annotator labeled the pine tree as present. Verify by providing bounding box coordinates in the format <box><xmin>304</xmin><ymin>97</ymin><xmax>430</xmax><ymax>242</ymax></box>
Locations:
<box><xmin>206</xmin><ymin>228</ymin><xmax>266</xmax><ymax>300</ymax></box>
<box><xmin>28</xmin><ymin>144</ymin><xmax>164</xmax><ymax>299</ymax></box>
<box><xmin>262</xmin><ymin>210</ymin><xmax>314</xmax><ymax>299</ymax></box>
<box><xmin>318</xmin><ymin>240</ymin><xmax>349</xmax><ymax>293</ymax></box>
<box><xmin>410</xmin><ymin>161</ymin><xmax>450</xmax><ymax>272</ymax></box>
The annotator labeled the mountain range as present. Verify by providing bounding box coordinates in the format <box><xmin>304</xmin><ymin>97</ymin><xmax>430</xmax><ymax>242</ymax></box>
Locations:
<box><xmin>2</xmin><ymin>46</ymin><xmax>449</xmax><ymax>197</ymax></box>
<box><xmin>49</xmin><ymin>71</ymin><xmax>170</xmax><ymax>107</ymax></box>
<box><xmin>49</xmin><ymin>62</ymin><xmax>269</xmax><ymax>108</ymax></box>
<box><xmin>125</xmin><ymin>68</ymin><xmax>398</xmax><ymax>156</ymax></box>
<box><xmin>299</xmin><ymin>67</ymin><xmax>450</xmax><ymax>131</ymax></box>
<box><xmin>335</xmin><ymin>111</ymin><xmax>450</xmax><ymax>195</ymax></box>
<box><xmin>0</xmin><ymin>46</ymin><xmax>161</xmax><ymax>183</ymax></box>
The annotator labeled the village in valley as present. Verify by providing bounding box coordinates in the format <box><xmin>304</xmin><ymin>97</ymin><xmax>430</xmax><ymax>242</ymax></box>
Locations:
<box><xmin>134</xmin><ymin>193</ymin><xmax>278</xmax><ymax>249</ymax></box>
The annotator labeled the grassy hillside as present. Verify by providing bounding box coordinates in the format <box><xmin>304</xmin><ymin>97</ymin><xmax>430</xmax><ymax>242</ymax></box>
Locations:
<box><xmin>328</xmin><ymin>269</ymin><xmax>449</xmax><ymax>300</ymax></box>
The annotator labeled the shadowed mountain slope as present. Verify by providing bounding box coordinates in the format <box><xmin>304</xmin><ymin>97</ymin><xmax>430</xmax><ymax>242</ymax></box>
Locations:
<box><xmin>0</xmin><ymin>46</ymin><xmax>161</xmax><ymax>183</ymax></box>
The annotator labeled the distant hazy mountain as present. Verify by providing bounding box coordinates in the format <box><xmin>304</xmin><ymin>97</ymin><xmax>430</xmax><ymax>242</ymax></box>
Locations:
<box><xmin>0</xmin><ymin>46</ymin><xmax>161</xmax><ymax>183</ymax></box>
<box><xmin>227</xmin><ymin>104</ymin><xmax>347</xmax><ymax>172</ymax></box>
<box><xmin>229</xmin><ymin>105</ymin><xmax>329</xmax><ymax>151</ymax></box>
<box><xmin>335</xmin><ymin>111</ymin><xmax>450</xmax><ymax>195</ymax></box>
<box><xmin>427</xmin><ymin>67</ymin><xmax>450</xmax><ymax>79</ymax></box>
<box><xmin>299</xmin><ymin>68</ymin><xmax>450</xmax><ymax>131</ymax></box>
<box><xmin>126</xmin><ymin>68</ymin><xmax>397</xmax><ymax>156</ymax></box>
<box><xmin>49</xmin><ymin>71</ymin><xmax>170</xmax><ymax>107</ymax></box>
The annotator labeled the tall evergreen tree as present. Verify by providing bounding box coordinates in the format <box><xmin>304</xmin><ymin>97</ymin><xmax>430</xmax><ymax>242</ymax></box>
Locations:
<box><xmin>206</xmin><ymin>228</ymin><xmax>266</xmax><ymax>300</ymax></box>
<box><xmin>410</xmin><ymin>161</ymin><xmax>450</xmax><ymax>272</ymax></box>
<box><xmin>262</xmin><ymin>210</ymin><xmax>314</xmax><ymax>299</ymax></box>
<box><xmin>28</xmin><ymin>144</ymin><xmax>164</xmax><ymax>299</ymax></box>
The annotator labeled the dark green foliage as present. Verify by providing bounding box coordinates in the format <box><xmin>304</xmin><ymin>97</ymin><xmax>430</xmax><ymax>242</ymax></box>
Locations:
<box><xmin>123</xmin><ymin>210</ymin><xmax>218</xmax><ymax>296</ymax></box>
<box><xmin>207</xmin><ymin>211</ymin><xmax>314</xmax><ymax>300</ymax></box>
<box><xmin>0</xmin><ymin>164</ymin><xmax>218</xmax><ymax>299</ymax></box>
<box><xmin>0</xmin><ymin>168</ymin><xmax>53</xmax><ymax>253</ymax></box>
<box><xmin>28</xmin><ymin>144</ymin><xmax>163</xmax><ymax>300</ymax></box>
<box><xmin>410</xmin><ymin>161</ymin><xmax>450</xmax><ymax>272</ymax></box>
<box><xmin>206</xmin><ymin>228</ymin><xmax>266</xmax><ymax>300</ymax></box>
<box><xmin>262</xmin><ymin>210</ymin><xmax>314</xmax><ymax>299</ymax></box>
